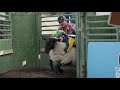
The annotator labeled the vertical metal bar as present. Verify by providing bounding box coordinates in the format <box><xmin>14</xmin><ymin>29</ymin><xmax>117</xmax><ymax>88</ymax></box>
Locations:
<box><xmin>117</xmin><ymin>27</ymin><xmax>120</xmax><ymax>42</ymax></box>
<box><xmin>75</xmin><ymin>12</ymin><xmax>80</xmax><ymax>78</ymax></box>
<box><xmin>9</xmin><ymin>12</ymin><xmax>12</xmax><ymax>40</ymax></box>
<box><xmin>39</xmin><ymin>12</ymin><xmax>42</xmax><ymax>69</ymax></box>
<box><xmin>84</xmin><ymin>12</ymin><xmax>88</xmax><ymax>78</ymax></box>
<box><xmin>80</xmin><ymin>12</ymin><xmax>85</xmax><ymax>78</ymax></box>
<box><xmin>86</xmin><ymin>13</ymin><xmax>89</xmax><ymax>78</ymax></box>
<box><xmin>76</xmin><ymin>12</ymin><xmax>87</xmax><ymax>78</ymax></box>
<box><xmin>116</xmin><ymin>27</ymin><xmax>119</xmax><ymax>41</ymax></box>
<box><xmin>35</xmin><ymin>12</ymin><xmax>41</xmax><ymax>69</ymax></box>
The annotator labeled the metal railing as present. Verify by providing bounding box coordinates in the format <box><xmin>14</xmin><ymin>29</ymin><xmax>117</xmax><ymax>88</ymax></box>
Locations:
<box><xmin>41</xmin><ymin>13</ymin><xmax>76</xmax><ymax>35</ymax></box>
<box><xmin>87</xmin><ymin>15</ymin><xmax>119</xmax><ymax>42</ymax></box>
<box><xmin>0</xmin><ymin>12</ymin><xmax>12</xmax><ymax>40</ymax></box>
<box><xmin>0</xmin><ymin>12</ymin><xmax>13</xmax><ymax>55</ymax></box>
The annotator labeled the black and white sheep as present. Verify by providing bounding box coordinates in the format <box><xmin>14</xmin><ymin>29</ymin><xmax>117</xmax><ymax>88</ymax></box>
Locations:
<box><xmin>44</xmin><ymin>37</ymin><xmax>76</xmax><ymax>77</ymax></box>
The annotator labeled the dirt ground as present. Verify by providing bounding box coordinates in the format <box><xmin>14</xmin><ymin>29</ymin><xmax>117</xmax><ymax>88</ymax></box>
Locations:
<box><xmin>0</xmin><ymin>66</ymin><xmax>76</xmax><ymax>78</ymax></box>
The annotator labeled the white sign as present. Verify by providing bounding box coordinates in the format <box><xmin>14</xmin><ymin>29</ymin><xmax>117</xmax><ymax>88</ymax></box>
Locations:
<box><xmin>115</xmin><ymin>53</ymin><xmax>120</xmax><ymax>78</ymax></box>
<box><xmin>115</xmin><ymin>66</ymin><xmax>120</xmax><ymax>78</ymax></box>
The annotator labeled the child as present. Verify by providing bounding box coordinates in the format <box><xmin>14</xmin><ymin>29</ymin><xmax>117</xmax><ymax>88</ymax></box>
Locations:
<box><xmin>55</xmin><ymin>30</ymin><xmax>76</xmax><ymax>54</ymax></box>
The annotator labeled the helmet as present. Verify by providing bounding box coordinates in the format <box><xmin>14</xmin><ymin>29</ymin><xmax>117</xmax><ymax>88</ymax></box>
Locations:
<box><xmin>58</xmin><ymin>16</ymin><xmax>67</xmax><ymax>22</ymax></box>
<box><xmin>55</xmin><ymin>30</ymin><xmax>66</xmax><ymax>38</ymax></box>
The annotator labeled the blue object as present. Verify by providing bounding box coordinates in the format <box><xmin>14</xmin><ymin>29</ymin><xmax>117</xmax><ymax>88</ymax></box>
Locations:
<box><xmin>87</xmin><ymin>42</ymin><xmax>120</xmax><ymax>78</ymax></box>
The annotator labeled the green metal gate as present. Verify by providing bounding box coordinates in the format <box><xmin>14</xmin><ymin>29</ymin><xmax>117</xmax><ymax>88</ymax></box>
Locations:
<box><xmin>0</xmin><ymin>12</ymin><xmax>41</xmax><ymax>74</ymax></box>
<box><xmin>11</xmin><ymin>12</ymin><xmax>40</xmax><ymax>70</ymax></box>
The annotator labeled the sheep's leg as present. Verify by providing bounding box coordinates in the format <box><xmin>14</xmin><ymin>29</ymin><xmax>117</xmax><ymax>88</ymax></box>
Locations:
<box><xmin>58</xmin><ymin>65</ymin><xmax>63</xmax><ymax>73</ymax></box>
<box><xmin>53</xmin><ymin>64</ymin><xmax>59</xmax><ymax>78</ymax></box>
<box><xmin>52</xmin><ymin>63</ymin><xmax>63</xmax><ymax>78</ymax></box>
<box><xmin>50</xmin><ymin>59</ymin><xmax>54</xmax><ymax>76</ymax></box>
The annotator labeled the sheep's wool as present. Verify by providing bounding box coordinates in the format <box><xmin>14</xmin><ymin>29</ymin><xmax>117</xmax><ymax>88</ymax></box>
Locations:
<box><xmin>49</xmin><ymin>41</ymin><xmax>76</xmax><ymax>66</ymax></box>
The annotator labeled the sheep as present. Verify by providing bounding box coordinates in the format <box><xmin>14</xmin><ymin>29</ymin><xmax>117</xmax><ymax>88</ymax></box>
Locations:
<box><xmin>49</xmin><ymin>41</ymin><xmax>76</xmax><ymax>66</ymax></box>
<box><xmin>44</xmin><ymin>37</ymin><xmax>76</xmax><ymax>77</ymax></box>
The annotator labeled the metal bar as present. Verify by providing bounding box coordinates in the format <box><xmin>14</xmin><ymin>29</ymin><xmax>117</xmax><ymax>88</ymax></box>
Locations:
<box><xmin>75</xmin><ymin>12</ymin><xmax>80</xmax><ymax>78</ymax></box>
<box><xmin>41</xmin><ymin>29</ymin><xmax>57</xmax><ymax>31</ymax></box>
<box><xmin>88</xmin><ymin>33</ymin><xmax>117</xmax><ymax>36</ymax></box>
<box><xmin>87</xmin><ymin>15</ymin><xmax>108</xmax><ymax>18</ymax></box>
<box><xmin>0</xmin><ymin>20</ymin><xmax>11</xmax><ymax>22</ymax></box>
<box><xmin>79</xmin><ymin>12</ymin><xmax>86</xmax><ymax>78</ymax></box>
<box><xmin>88</xmin><ymin>39</ymin><xmax>117</xmax><ymax>42</ymax></box>
<box><xmin>35</xmin><ymin>12</ymin><xmax>41</xmax><ymax>68</ymax></box>
<box><xmin>87</xmin><ymin>27</ymin><xmax>117</xmax><ymax>30</ymax></box>
<box><xmin>9</xmin><ymin>12</ymin><xmax>12</xmax><ymax>41</ymax></box>
<box><xmin>117</xmin><ymin>27</ymin><xmax>120</xmax><ymax>41</ymax></box>
<box><xmin>42</xmin><ymin>20</ymin><xmax>58</xmax><ymax>22</ymax></box>
<box><xmin>41</xmin><ymin>14</ymin><xmax>75</xmax><ymax>18</ymax></box>
<box><xmin>85</xmin><ymin>13</ymin><xmax>88</xmax><ymax>78</ymax></box>
<box><xmin>0</xmin><ymin>34</ymin><xmax>11</xmax><ymax>37</ymax></box>
<box><xmin>0</xmin><ymin>24</ymin><xmax>11</xmax><ymax>27</ymax></box>
<box><xmin>87</xmin><ymin>20</ymin><xmax>108</xmax><ymax>23</ymax></box>
<box><xmin>0</xmin><ymin>29</ymin><xmax>11</xmax><ymax>31</ymax></box>
<box><xmin>0</xmin><ymin>14</ymin><xmax>9</xmax><ymax>17</ymax></box>
<box><xmin>42</xmin><ymin>18</ymin><xmax>76</xmax><ymax>22</ymax></box>
<box><xmin>42</xmin><ymin>25</ymin><xmax>59</xmax><ymax>27</ymax></box>
<box><xmin>0</xmin><ymin>38</ymin><xmax>11</xmax><ymax>41</ymax></box>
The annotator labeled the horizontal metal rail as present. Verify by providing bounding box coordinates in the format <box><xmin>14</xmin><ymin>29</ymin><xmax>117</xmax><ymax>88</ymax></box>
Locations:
<box><xmin>0</xmin><ymin>29</ymin><xmax>11</xmax><ymax>31</ymax></box>
<box><xmin>87</xmin><ymin>15</ymin><xmax>108</xmax><ymax>19</ymax></box>
<box><xmin>0</xmin><ymin>14</ymin><xmax>9</xmax><ymax>17</ymax></box>
<box><xmin>87</xmin><ymin>20</ymin><xmax>108</xmax><ymax>23</ymax></box>
<box><xmin>41</xmin><ymin>29</ymin><xmax>57</xmax><ymax>31</ymax></box>
<box><xmin>0</xmin><ymin>24</ymin><xmax>11</xmax><ymax>27</ymax></box>
<box><xmin>42</xmin><ymin>18</ymin><xmax>76</xmax><ymax>22</ymax></box>
<box><xmin>88</xmin><ymin>39</ymin><xmax>117</xmax><ymax>42</ymax></box>
<box><xmin>42</xmin><ymin>25</ymin><xmax>60</xmax><ymax>27</ymax></box>
<box><xmin>41</xmin><ymin>14</ymin><xmax>75</xmax><ymax>18</ymax></box>
<box><xmin>87</xmin><ymin>27</ymin><xmax>117</xmax><ymax>30</ymax></box>
<box><xmin>88</xmin><ymin>33</ymin><xmax>117</xmax><ymax>36</ymax></box>
<box><xmin>0</xmin><ymin>20</ymin><xmax>11</xmax><ymax>22</ymax></box>
<box><xmin>0</xmin><ymin>34</ymin><xmax>11</xmax><ymax>37</ymax></box>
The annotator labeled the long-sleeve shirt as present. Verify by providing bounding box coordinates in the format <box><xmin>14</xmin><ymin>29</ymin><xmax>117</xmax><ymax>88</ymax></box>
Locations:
<box><xmin>58</xmin><ymin>23</ymin><xmax>76</xmax><ymax>35</ymax></box>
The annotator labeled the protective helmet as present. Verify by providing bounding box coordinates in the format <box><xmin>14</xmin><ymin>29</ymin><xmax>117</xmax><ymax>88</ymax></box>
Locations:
<box><xmin>58</xmin><ymin>16</ymin><xmax>67</xmax><ymax>22</ymax></box>
<box><xmin>55</xmin><ymin>30</ymin><xmax>66</xmax><ymax>38</ymax></box>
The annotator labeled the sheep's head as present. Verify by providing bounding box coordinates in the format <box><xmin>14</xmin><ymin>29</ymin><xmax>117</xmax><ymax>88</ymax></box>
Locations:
<box><xmin>44</xmin><ymin>37</ymin><xmax>61</xmax><ymax>54</ymax></box>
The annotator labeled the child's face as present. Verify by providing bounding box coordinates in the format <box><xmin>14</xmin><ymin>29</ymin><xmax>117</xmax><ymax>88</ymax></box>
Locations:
<box><xmin>58</xmin><ymin>35</ymin><xmax>64</xmax><ymax>42</ymax></box>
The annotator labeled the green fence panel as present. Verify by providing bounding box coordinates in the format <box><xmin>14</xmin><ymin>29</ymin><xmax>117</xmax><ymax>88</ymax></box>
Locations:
<box><xmin>11</xmin><ymin>13</ymin><xmax>39</xmax><ymax>70</ymax></box>
<box><xmin>87</xmin><ymin>15</ymin><xmax>119</xmax><ymax>42</ymax></box>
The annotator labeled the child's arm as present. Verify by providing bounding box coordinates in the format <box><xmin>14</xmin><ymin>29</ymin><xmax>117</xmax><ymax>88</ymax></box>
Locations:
<box><xmin>64</xmin><ymin>41</ymin><xmax>69</xmax><ymax>53</ymax></box>
<box><xmin>66</xmin><ymin>37</ymin><xmax>75</xmax><ymax>52</ymax></box>
<box><xmin>64</xmin><ymin>37</ymin><xmax>75</xmax><ymax>53</ymax></box>
<box><xmin>63</xmin><ymin>35</ymin><xmax>69</xmax><ymax>53</ymax></box>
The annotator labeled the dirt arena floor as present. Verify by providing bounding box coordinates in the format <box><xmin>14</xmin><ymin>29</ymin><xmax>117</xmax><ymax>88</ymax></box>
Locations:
<box><xmin>0</xmin><ymin>66</ymin><xmax>76</xmax><ymax>78</ymax></box>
